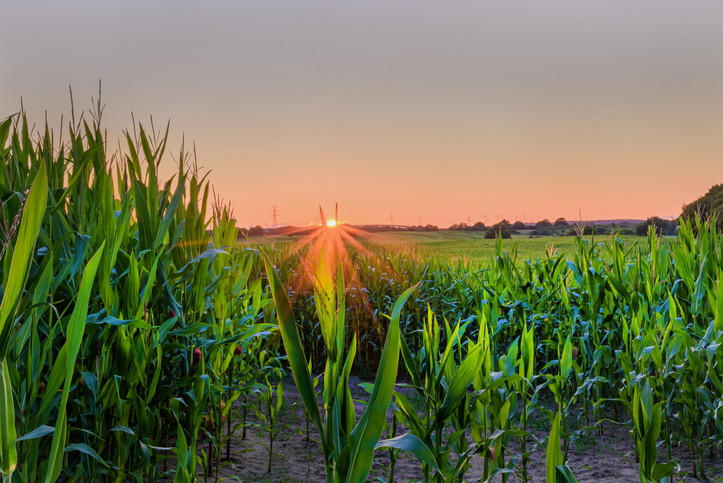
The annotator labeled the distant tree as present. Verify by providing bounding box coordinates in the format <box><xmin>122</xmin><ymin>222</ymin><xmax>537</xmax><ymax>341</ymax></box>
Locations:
<box><xmin>472</xmin><ymin>221</ymin><xmax>486</xmax><ymax>231</ymax></box>
<box><xmin>424</xmin><ymin>224</ymin><xmax>439</xmax><ymax>231</ymax></box>
<box><xmin>499</xmin><ymin>219</ymin><xmax>511</xmax><ymax>227</ymax></box>
<box><xmin>535</xmin><ymin>219</ymin><xmax>552</xmax><ymax>228</ymax></box>
<box><xmin>448</xmin><ymin>222</ymin><xmax>469</xmax><ymax>231</ymax></box>
<box><xmin>484</xmin><ymin>223</ymin><xmax>511</xmax><ymax>239</ymax></box>
<box><xmin>512</xmin><ymin>221</ymin><xmax>526</xmax><ymax>230</ymax></box>
<box><xmin>237</xmin><ymin>227</ymin><xmax>249</xmax><ymax>238</ymax></box>
<box><xmin>248</xmin><ymin>225</ymin><xmax>265</xmax><ymax>236</ymax></box>
<box><xmin>554</xmin><ymin>217</ymin><xmax>569</xmax><ymax>226</ymax></box>
<box><xmin>636</xmin><ymin>217</ymin><xmax>672</xmax><ymax>236</ymax></box>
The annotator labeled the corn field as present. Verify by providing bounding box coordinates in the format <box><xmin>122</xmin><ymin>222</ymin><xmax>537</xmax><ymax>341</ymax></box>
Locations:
<box><xmin>1</xmin><ymin>107</ymin><xmax>722</xmax><ymax>483</ymax></box>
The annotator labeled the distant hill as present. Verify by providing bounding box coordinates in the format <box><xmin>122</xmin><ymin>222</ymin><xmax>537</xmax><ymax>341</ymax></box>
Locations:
<box><xmin>681</xmin><ymin>184</ymin><xmax>723</xmax><ymax>229</ymax></box>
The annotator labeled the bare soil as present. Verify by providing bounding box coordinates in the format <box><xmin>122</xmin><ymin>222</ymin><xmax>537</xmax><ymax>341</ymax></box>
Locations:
<box><xmin>163</xmin><ymin>376</ymin><xmax>723</xmax><ymax>483</ymax></box>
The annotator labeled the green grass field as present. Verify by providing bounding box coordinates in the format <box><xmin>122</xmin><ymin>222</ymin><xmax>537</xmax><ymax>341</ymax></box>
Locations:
<box><xmin>256</xmin><ymin>229</ymin><xmax>653</xmax><ymax>267</ymax></box>
<box><xmin>354</xmin><ymin>230</ymin><xmax>651</xmax><ymax>267</ymax></box>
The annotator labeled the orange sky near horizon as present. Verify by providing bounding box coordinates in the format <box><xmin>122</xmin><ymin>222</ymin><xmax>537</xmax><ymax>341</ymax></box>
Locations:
<box><xmin>3</xmin><ymin>1</ymin><xmax>722</xmax><ymax>227</ymax></box>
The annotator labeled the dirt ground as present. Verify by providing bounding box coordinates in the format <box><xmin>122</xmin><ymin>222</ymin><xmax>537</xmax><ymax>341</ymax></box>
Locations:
<box><xmin>165</xmin><ymin>376</ymin><xmax>723</xmax><ymax>483</ymax></box>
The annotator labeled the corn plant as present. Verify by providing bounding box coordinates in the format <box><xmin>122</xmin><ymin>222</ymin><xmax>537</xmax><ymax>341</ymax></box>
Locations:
<box><xmin>253</xmin><ymin>376</ymin><xmax>296</xmax><ymax>473</ymax></box>
<box><xmin>263</xmin><ymin>217</ymin><xmax>416</xmax><ymax>483</ymax></box>
<box><xmin>0</xmin><ymin>155</ymin><xmax>48</xmax><ymax>480</ymax></box>
<box><xmin>545</xmin><ymin>411</ymin><xmax>579</xmax><ymax>482</ymax></box>
<box><xmin>376</xmin><ymin>309</ymin><xmax>490</xmax><ymax>483</ymax></box>
<box><xmin>632</xmin><ymin>381</ymin><xmax>677</xmax><ymax>483</ymax></box>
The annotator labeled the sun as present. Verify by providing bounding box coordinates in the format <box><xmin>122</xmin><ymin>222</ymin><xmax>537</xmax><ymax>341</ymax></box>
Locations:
<box><xmin>327</xmin><ymin>219</ymin><xmax>337</xmax><ymax>227</ymax></box>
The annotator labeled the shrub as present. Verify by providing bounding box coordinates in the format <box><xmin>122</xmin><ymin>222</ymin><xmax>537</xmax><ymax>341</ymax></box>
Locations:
<box><xmin>484</xmin><ymin>223</ymin><xmax>512</xmax><ymax>239</ymax></box>
<box><xmin>536</xmin><ymin>227</ymin><xmax>552</xmax><ymax>236</ymax></box>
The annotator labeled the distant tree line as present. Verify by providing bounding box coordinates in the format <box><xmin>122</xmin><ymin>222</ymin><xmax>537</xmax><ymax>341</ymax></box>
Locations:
<box><xmin>237</xmin><ymin>214</ymin><xmax>682</xmax><ymax>240</ymax></box>
<box><xmin>238</xmin><ymin>225</ymin><xmax>265</xmax><ymax>237</ymax></box>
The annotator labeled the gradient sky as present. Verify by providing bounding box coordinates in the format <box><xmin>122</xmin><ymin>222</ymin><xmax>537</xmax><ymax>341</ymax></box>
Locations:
<box><xmin>3</xmin><ymin>1</ymin><xmax>723</xmax><ymax>227</ymax></box>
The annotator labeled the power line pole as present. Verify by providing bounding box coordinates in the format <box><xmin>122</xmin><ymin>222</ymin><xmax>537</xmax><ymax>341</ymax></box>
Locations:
<box><xmin>390</xmin><ymin>213</ymin><xmax>394</xmax><ymax>225</ymax></box>
<box><xmin>271</xmin><ymin>204</ymin><xmax>279</xmax><ymax>226</ymax></box>
<box><xmin>467</xmin><ymin>215</ymin><xmax>472</xmax><ymax>225</ymax></box>
<box><xmin>418</xmin><ymin>216</ymin><xmax>422</xmax><ymax>224</ymax></box>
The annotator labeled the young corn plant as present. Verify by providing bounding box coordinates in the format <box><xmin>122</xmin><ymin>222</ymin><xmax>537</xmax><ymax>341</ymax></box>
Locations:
<box><xmin>545</xmin><ymin>411</ymin><xmax>579</xmax><ymax>483</ymax></box>
<box><xmin>253</xmin><ymin>376</ymin><xmax>296</xmax><ymax>473</ymax></box>
<box><xmin>263</xmin><ymin>215</ymin><xmax>417</xmax><ymax>483</ymax></box>
<box><xmin>632</xmin><ymin>381</ymin><xmax>677</xmax><ymax>483</ymax></box>
<box><xmin>515</xmin><ymin>322</ymin><xmax>538</xmax><ymax>483</ymax></box>
<box><xmin>376</xmin><ymin>309</ymin><xmax>490</xmax><ymax>483</ymax></box>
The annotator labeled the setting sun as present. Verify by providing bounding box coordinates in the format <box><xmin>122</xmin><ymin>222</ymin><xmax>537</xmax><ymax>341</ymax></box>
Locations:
<box><xmin>327</xmin><ymin>219</ymin><xmax>337</xmax><ymax>227</ymax></box>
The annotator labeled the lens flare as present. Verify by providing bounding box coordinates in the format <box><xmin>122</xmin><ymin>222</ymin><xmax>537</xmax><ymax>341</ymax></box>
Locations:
<box><xmin>327</xmin><ymin>219</ymin><xmax>337</xmax><ymax>227</ymax></box>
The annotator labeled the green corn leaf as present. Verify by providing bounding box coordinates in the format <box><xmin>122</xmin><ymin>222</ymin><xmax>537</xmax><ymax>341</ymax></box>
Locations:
<box><xmin>400</xmin><ymin>333</ymin><xmax>422</xmax><ymax>390</ymax></box>
<box><xmin>716</xmin><ymin>270</ymin><xmax>723</xmax><ymax>333</ymax></box>
<box><xmin>0</xmin><ymin>114</ymin><xmax>13</xmax><ymax>151</ymax></box>
<box><xmin>16</xmin><ymin>425</ymin><xmax>55</xmax><ymax>442</ymax></box>
<box><xmin>0</xmin><ymin>160</ymin><xmax>48</xmax><ymax>477</ymax></box>
<box><xmin>154</xmin><ymin>175</ymin><xmax>185</xmax><ymax>250</ymax></box>
<box><xmin>554</xmin><ymin>465</ymin><xmax>579</xmax><ymax>482</ymax></box>
<box><xmin>38</xmin><ymin>347</ymin><xmax>68</xmax><ymax>417</ymax></box>
<box><xmin>0</xmin><ymin>360</ymin><xmax>17</xmax><ymax>476</ymax></box>
<box><xmin>345</xmin><ymin>284</ymin><xmax>416</xmax><ymax>483</ymax></box>
<box><xmin>560</xmin><ymin>336</ymin><xmax>572</xmax><ymax>381</ymax></box>
<box><xmin>0</xmin><ymin>160</ymin><xmax>48</xmax><ymax>356</ymax></box>
<box><xmin>263</xmin><ymin>255</ymin><xmax>325</xmax><ymax>446</ymax></box>
<box><xmin>375</xmin><ymin>432</ymin><xmax>441</xmax><ymax>475</ymax></box>
<box><xmin>546</xmin><ymin>412</ymin><xmax>563</xmax><ymax>483</ymax></box>
<box><xmin>41</xmin><ymin>242</ymin><xmax>105</xmax><ymax>483</ymax></box>
<box><xmin>439</xmin><ymin>342</ymin><xmax>484</xmax><ymax>421</ymax></box>
<box><xmin>64</xmin><ymin>443</ymin><xmax>109</xmax><ymax>468</ymax></box>
<box><xmin>392</xmin><ymin>392</ymin><xmax>427</xmax><ymax>437</ymax></box>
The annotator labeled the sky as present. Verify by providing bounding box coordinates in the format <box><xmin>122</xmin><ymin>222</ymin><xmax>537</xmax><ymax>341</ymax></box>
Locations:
<box><xmin>3</xmin><ymin>1</ymin><xmax>723</xmax><ymax>227</ymax></box>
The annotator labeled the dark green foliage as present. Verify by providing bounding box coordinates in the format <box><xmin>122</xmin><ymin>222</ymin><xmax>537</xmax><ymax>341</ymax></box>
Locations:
<box><xmin>484</xmin><ymin>223</ymin><xmax>512</xmax><ymax>239</ymax></box>
<box><xmin>0</xmin><ymin>106</ymin><xmax>279</xmax><ymax>482</ymax></box>
<box><xmin>635</xmin><ymin>217</ymin><xmax>674</xmax><ymax>236</ymax></box>
<box><xmin>680</xmin><ymin>183</ymin><xmax>723</xmax><ymax>230</ymax></box>
<box><xmin>535</xmin><ymin>218</ymin><xmax>552</xmax><ymax>228</ymax></box>
<box><xmin>530</xmin><ymin>227</ymin><xmax>552</xmax><ymax>236</ymax></box>
<box><xmin>248</xmin><ymin>225</ymin><xmax>265</xmax><ymax>236</ymax></box>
